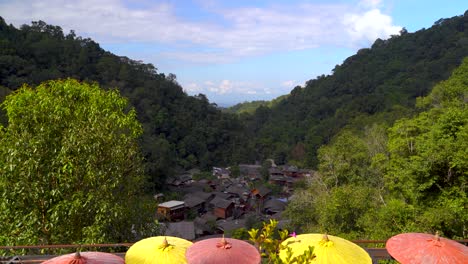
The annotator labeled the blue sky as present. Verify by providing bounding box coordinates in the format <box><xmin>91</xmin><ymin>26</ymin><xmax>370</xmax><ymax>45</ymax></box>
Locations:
<box><xmin>0</xmin><ymin>0</ymin><xmax>466</xmax><ymax>106</ymax></box>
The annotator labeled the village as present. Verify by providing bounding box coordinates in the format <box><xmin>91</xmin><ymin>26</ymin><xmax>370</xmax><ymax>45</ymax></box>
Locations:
<box><xmin>156</xmin><ymin>162</ymin><xmax>313</xmax><ymax>241</ymax></box>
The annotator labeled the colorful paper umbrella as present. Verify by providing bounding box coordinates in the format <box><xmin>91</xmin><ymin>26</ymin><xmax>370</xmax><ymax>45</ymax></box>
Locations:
<box><xmin>42</xmin><ymin>251</ymin><xmax>124</xmax><ymax>264</ymax></box>
<box><xmin>386</xmin><ymin>232</ymin><xmax>468</xmax><ymax>264</ymax></box>
<box><xmin>279</xmin><ymin>233</ymin><xmax>372</xmax><ymax>264</ymax></box>
<box><xmin>185</xmin><ymin>236</ymin><xmax>261</xmax><ymax>264</ymax></box>
<box><xmin>125</xmin><ymin>236</ymin><xmax>193</xmax><ymax>264</ymax></box>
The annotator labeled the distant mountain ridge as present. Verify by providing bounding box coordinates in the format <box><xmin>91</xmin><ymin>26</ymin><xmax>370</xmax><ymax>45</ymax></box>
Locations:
<box><xmin>239</xmin><ymin>11</ymin><xmax>468</xmax><ymax>166</ymax></box>
<box><xmin>224</xmin><ymin>94</ymin><xmax>288</xmax><ymax>114</ymax></box>
<box><xmin>0</xmin><ymin>17</ymin><xmax>245</xmax><ymax>189</ymax></box>
<box><xmin>1</xmin><ymin>11</ymin><xmax>467</xmax><ymax>176</ymax></box>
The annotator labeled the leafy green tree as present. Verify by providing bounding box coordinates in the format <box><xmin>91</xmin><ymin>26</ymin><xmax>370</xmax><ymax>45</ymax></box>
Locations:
<box><xmin>313</xmin><ymin>185</ymin><xmax>379</xmax><ymax>239</ymax></box>
<box><xmin>385</xmin><ymin>58</ymin><xmax>468</xmax><ymax>237</ymax></box>
<box><xmin>359</xmin><ymin>198</ymin><xmax>418</xmax><ymax>239</ymax></box>
<box><xmin>317</xmin><ymin>130</ymin><xmax>371</xmax><ymax>188</ymax></box>
<box><xmin>0</xmin><ymin>79</ymin><xmax>149</xmax><ymax>245</ymax></box>
<box><xmin>284</xmin><ymin>188</ymin><xmax>317</xmax><ymax>233</ymax></box>
<box><xmin>287</xmin><ymin>58</ymin><xmax>468</xmax><ymax>240</ymax></box>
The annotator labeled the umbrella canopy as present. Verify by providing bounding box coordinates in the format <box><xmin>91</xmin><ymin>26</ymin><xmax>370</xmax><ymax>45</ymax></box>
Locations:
<box><xmin>185</xmin><ymin>236</ymin><xmax>261</xmax><ymax>264</ymax></box>
<box><xmin>386</xmin><ymin>232</ymin><xmax>468</xmax><ymax>264</ymax></box>
<box><xmin>42</xmin><ymin>251</ymin><xmax>124</xmax><ymax>264</ymax></box>
<box><xmin>279</xmin><ymin>233</ymin><xmax>372</xmax><ymax>264</ymax></box>
<box><xmin>125</xmin><ymin>236</ymin><xmax>193</xmax><ymax>264</ymax></box>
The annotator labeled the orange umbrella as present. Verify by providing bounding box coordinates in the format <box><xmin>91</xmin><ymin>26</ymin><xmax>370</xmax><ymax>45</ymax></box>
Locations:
<box><xmin>386</xmin><ymin>232</ymin><xmax>468</xmax><ymax>264</ymax></box>
<box><xmin>186</xmin><ymin>236</ymin><xmax>261</xmax><ymax>264</ymax></box>
<box><xmin>42</xmin><ymin>251</ymin><xmax>124</xmax><ymax>264</ymax></box>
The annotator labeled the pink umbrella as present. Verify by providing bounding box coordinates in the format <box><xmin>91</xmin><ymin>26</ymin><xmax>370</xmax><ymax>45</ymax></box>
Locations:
<box><xmin>186</xmin><ymin>236</ymin><xmax>261</xmax><ymax>264</ymax></box>
<box><xmin>42</xmin><ymin>251</ymin><xmax>124</xmax><ymax>264</ymax></box>
<box><xmin>386</xmin><ymin>232</ymin><xmax>468</xmax><ymax>264</ymax></box>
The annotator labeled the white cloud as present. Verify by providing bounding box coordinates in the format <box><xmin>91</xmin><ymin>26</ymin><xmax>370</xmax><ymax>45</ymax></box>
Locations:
<box><xmin>218</xmin><ymin>80</ymin><xmax>233</xmax><ymax>94</ymax></box>
<box><xmin>281</xmin><ymin>80</ymin><xmax>298</xmax><ymax>88</ymax></box>
<box><xmin>206</xmin><ymin>80</ymin><xmax>232</xmax><ymax>94</ymax></box>
<box><xmin>184</xmin><ymin>80</ymin><xmax>264</xmax><ymax>95</ymax></box>
<box><xmin>343</xmin><ymin>9</ymin><xmax>402</xmax><ymax>44</ymax></box>
<box><xmin>0</xmin><ymin>0</ymin><xmax>402</xmax><ymax>63</ymax></box>
<box><xmin>184</xmin><ymin>82</ymin><xmax>202</xmax><ymax>93</ymax></box>
<box><xmin>358</xmin><ymin>0</ymin><xmax>382</xmax><ymax>9</ymax></box>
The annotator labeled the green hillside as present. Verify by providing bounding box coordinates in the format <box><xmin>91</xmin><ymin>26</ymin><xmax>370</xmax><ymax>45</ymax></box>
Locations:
<box><xmin>286</xmin><ymin>57</ymin><xmax>468</xmax><ymax>240</ymax></box>
<box><xmin>0</xmin><ymin>18</ymin><xmax>245</xmax><ymax>189</ymax></box>
<box><xmin>0</xmin><ymin>11</ymin><xmax>468</xmax><ymax>177</ymax></box>
<box><xmin>242</xmin><ymin>12</ymin><xmax>468</xmax><ymax>166</ymax></box>
<box><xmin>224</xmin><ymin>94</ymin><xmax>288</xmax><ymax>114</ymax></box>
<box><xmin>0</xmin><ymin>11</ymin><xmax>467</xmax><ymax>244</ymax></box>
<box><xmin>1</xmin><ymin>11</ymin><xmax>467</xmax><ymax>180</ymax></box>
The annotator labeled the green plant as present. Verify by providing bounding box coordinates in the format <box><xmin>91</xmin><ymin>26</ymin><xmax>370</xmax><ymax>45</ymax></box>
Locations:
<box><xmin>248</xmin><ymin>219</ymin><xmax>315</xmax><ymax>264</ymax></box>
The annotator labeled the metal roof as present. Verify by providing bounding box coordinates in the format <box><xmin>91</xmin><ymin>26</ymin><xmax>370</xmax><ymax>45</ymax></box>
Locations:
<box><xmin>158</xmin><ymin>200</ymin><xmax>185</xmax><ymax>208</ymax></box>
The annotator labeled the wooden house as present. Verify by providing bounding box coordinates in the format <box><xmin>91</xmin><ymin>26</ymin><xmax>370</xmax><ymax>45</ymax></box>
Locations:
<box><xmin>251</xmin><ymin>186</ymin><xmax>271</xmax><ymax>200</ymax></box>
<box><xmin>213</xmin><ymin>199</ymin><xmax>235</xmax><ymax>219</ymax></box>
<box><xmin>251</xmin><ymin>186</ymin><xmax>272</xmax><ymax>213</ymax></box>
<box><xmin>157</xmin><ymin>200</ymin><xmax>186</xmax><ymax>221</ymax></box>
<box><xmin>283</xmin><ymin>165</ymin><xmax>299</xmax><ymax>177</ymax></box>
<box><xmin>239</xmin><ymin>164</ymin><xmax>262</xmax><ymax>180</ymax></box>
<box><xmin>164</xmin><ymin>221</ymin><xmax>196</xmax><ymax>240</ymax></box>
<box><xmin>225</xmin><ymin>184</ymin><xmax>250</xmax><ymax>202</ymax></box>
<box><xmin>183</xmin><ymin>191</ymin><xmax>214</xmax><ymax>215</ymax></box>
<box><xmin>269</xmin><ymin>175</ymin><xmax>295</xmax><ymax>190</ymax></box>
<box><xmin>264</xmin><ymin>199</ymin><xmax>287</xmax><ymax>215</ymax></box>
<box><xmin>269</xmin><ymin>167</ymin><xmax>284</xmax><ymax>177</ymax></box>
<box><xmin>216</xmin><ymin>218</ymin><xmax>247</xmax><ymax>233</ymax></box>
<box><xmin>184</xmin><ymin>196</ymin><xmax>206</xmax><ymax>215</ymax></box>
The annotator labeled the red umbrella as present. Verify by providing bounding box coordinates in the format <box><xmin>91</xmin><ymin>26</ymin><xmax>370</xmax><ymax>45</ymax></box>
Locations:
<box><xmin>386</xmin><ymin>232</ymin><xmax>468</xmax><ymax>264</ymax></box>
<box><xmin>186</xmin><ymin>236</ymin><xmax>261</xmax><ymax>264</ymax></box>
<box><xmin>42</xmin><ymin>251</ymin><xmax>124</xmax><ymax>264</ymax></box>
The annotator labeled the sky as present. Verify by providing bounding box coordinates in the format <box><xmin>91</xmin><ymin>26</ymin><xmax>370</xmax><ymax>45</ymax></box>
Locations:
<box><xmin>0</xmin><ymin>0</ymin><xmax>466</xmax><ymax>106</ymax></box>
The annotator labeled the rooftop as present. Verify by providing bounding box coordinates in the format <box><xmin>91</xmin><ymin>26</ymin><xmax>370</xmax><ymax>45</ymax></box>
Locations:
<box><xmin>158</xmin><ymin>200</ymin><xmax>185</xmax><ymax>208</ymax></box>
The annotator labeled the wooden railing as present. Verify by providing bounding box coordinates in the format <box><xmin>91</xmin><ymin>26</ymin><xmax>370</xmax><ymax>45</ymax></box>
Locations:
<box><xmin>1</xmin><ymin>240</ymin><xmax>467</xmax><ymax>264</ymax></box>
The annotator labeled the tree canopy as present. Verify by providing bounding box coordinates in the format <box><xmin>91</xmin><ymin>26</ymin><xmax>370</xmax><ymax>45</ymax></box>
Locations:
<box><xmin>0</xmin><ymin>79</ymin><xmax>151</xmax><ymax>245</ymax></box>
<box><xmin>242</xmin><ymin>12</ymin><xmax>468</xmax><ymax>167</ymax></box>
<box><xmin>286</xmin><ymin>58</ymin><xmax>468</xmax><ymax>240</ymax></box>
<box><xmin>0</xmin><ymin>12</ymin><xmax>467</xmax><ymax>242</ymax></box>
<box><xmin>0</xmin><ymin>17</ymin><xmax>245</xmax><ymax>190</ymax></box>
<box><xmin>1</xmin><ymin>13</ymin><xmax>467</xmax><ymax>178</ymax></box>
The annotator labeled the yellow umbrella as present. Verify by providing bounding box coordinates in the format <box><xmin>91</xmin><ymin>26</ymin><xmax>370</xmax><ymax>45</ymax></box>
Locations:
<box><xmin>125</xmin><ymin>236</ymin><xmax>193</xmax><ymax>264</ymax></box>
<box><xmin>279</xmin><ymin>234</ymin><xmax>372</xmax><ymax>264</ymax></box>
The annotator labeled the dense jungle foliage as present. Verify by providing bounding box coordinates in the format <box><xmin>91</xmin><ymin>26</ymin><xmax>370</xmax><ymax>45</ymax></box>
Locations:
<box><xmin>0</xmin><ymin>17</ymin><xmax>245</xmax><ymax>190</ymax></box>
<box><xmin>223</xmin><ymin>95</ymin><xmax>288</xmax><ymax>114</ymax></box>
<box><xmin>242</xmin><ymin>12</ymin><xmax>468</xmax><ymax>167</ymax></box>
<box><xmin>286</xmin><ymin>57</ymin><xmax>468</xmax><ymax>240</ymax></box>
<box><xmin>1</xmin><ymin>13</ymin><xmax>467</xmax><ymax>182</ymax></box>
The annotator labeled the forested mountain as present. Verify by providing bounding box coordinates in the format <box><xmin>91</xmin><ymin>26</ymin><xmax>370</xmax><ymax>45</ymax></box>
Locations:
<box><xmin>286</xmin><ymin>57</ymin><xmax>468</xmax><ymax>240</ymax></box>
<box><xmin>224</xmin><ymin>95</ymin><xmax>288</xmax><ymax>114</ymax></box>
<box><xmin>242</xmin><ymin>11</ymin><xmax>468</xmax><ymax>166</ymax></box>
<box><xmin>224</xmin><ymin>100</ymin><xmax>270</xmax><ymax>114</ymax></box>
<box><xmin>0</xmin><ymin>11</ymin><xmax>467</xmax><ymax>243</ymax></box>
<box><xmin>0</xmin><ymin>11</ymin><xmax>467</xmax><ymax>186</ymax></box>
<box><xmin>0</xmin><ymin>17</ymin><xmax>245</xmax><ymax>189</ymax></box>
